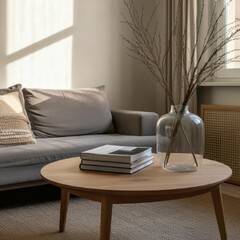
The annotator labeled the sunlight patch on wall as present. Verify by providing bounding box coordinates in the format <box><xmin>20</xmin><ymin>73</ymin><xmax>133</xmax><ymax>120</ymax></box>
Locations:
<box><xmin>6</xmin><ymin>0</ymin><xmax>74</xmax><ymax>88</ymax></box>
<box><xmin>7</xmin><ymin>0</ymin><xmax>73</xmax><ymax>55</ymax></box>
<box><xmin>7</xmin><ymin>37</ymin><xmax>72</xmax><ymax>89</ymax></box>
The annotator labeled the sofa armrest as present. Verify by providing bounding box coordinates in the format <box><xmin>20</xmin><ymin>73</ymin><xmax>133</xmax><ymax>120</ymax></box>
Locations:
<box><xmin>111</xmin><ymin>110</ymin><xmax>159</xmax><ymax>136</ymax></box>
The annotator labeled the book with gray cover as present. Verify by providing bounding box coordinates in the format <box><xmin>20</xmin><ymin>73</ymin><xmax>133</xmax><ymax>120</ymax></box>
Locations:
<box><xmin>80</xmin><ymin>144</ymin><xmax>152</xmax><ymax>164</ymax></box>
<box><xmin>81</xmin><ymin>154</ymin><xmax>153</xmax><ymax>169</ymax></box>
<box><xmin>80</xmin><ymin>157</ymin><xmax>153</xmax><ymax>174</ymax></box>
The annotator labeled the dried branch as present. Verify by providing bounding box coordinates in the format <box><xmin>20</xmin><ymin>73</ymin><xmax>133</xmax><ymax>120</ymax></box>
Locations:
<box><xmin>121</xmin><ymin>0</ymin><xmax>240</xmax><ymax>108</ymax></box>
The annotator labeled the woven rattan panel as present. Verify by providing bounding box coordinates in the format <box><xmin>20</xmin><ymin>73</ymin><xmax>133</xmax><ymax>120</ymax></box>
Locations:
<box><xmin>201</xmin><ymin>105</ymin><xmax>240</xmax><ymax>185</ymax></box>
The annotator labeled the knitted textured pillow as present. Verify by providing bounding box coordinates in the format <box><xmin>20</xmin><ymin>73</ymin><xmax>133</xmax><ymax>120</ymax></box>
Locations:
<box><xmin>0</xmin><ymin>113</ymin><xmax>36</xmax><ymax>145</ymax></box>
<box><xmin>0</xmin><ymin>84</ymin><xmax>35</xmax><ymax>146</ymax></box>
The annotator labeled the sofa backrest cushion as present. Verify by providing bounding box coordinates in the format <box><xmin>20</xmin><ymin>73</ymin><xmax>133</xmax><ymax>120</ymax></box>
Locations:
<box><xmin>22</xmin><ymin>86</ymin><xmax>114</xmax><ymax>137</ymax></box>
<box><xmin>0</xmin><ymin>84</ymin><xmax>36</xmax><ymax>146</ymax></box>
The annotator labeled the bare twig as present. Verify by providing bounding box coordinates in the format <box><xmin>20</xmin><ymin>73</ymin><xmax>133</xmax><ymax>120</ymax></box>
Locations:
<box><xmin>121</xmin><ymin>0</ymin><xmax>240</xmax><ymax>106</ymax></box>
<box><xmin>121</xmin><ymin>0</ymin><xmax>240</xmax><ymax>168</ymax></box>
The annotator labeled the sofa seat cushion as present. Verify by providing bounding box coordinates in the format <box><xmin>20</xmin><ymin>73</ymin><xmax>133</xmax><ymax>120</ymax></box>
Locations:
<box><xmin>0</xmin><ymin>84</ymin><xmax>35</xmax><ymax>146</ymax></box>
<box><xmin>23</xmin><ymin>86</ymin><xmax>114</xmax><ymax>137</ymax></box>
<box><xmin>0</xmin><ymin>134</ymin><xmax>156</xmax><ymax>168</ymax></box>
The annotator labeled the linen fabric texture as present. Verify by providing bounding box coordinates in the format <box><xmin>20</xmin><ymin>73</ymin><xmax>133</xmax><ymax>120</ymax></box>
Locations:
<box><xmin>23</xmin><ymin>86</ymin><xmax>114</xmax><ymax>137</ymax></box>
<box><xmin>0</xmin><ymin>84</ymin><xmax>36</xmax><ymax>146</ymax></box>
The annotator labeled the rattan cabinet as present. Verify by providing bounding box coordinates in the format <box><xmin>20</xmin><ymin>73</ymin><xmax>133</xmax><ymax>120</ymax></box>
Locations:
<box><xmin>201</xmin><ymin>105</ymin><xmax>240</xmax><ymax>185</ymax></box>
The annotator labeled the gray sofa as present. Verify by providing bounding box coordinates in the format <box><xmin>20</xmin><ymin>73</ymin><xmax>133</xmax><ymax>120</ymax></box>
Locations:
<box><xmin>0</xmin><ymin>85</ymin><xmax>159</xmax><ymax>191</ymax></box>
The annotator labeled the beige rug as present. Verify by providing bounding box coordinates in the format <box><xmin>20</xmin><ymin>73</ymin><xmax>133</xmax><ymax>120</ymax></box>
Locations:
<box><xmin>0</xmin><ymin>192</ymin><xmax>239</xmax><ymax>240</ymax></box>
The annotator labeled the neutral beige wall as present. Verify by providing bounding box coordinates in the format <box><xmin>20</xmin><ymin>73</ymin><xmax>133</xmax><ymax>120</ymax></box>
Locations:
<box><xmin>0</xmin><ymin>0</ymin><xmax>6</xmax><ymax>86</ymax></box>
<box><xmin>71</xmin><ymin>0</ymin><xmax>157</xmax><ymax>112</ymax></box>
<box><xmin>0</xmin><ymin>0</ymin><xmax>158</xmax><ymax>113</ymax></box>
<box><xmin>197</xmin><ymin>86</ymin><xmax>240</xmax><ymax>115</ymax></box>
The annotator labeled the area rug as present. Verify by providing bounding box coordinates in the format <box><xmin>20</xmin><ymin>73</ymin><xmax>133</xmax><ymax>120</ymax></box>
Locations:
<box><xmin>0</xmin><ymin>192</ymin><xmax>239</xmax><ymax>240</ymax></box>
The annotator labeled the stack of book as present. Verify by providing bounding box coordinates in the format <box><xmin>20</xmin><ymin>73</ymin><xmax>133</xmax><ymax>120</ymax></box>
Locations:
<box><xmin>79</xmin><ymin>144</ymin><xmax>153</xmax><ymax>174</ymax></box>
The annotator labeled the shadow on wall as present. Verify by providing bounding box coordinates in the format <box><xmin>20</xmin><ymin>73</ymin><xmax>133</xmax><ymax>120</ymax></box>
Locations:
<box><xmin>0</xmin><ymin>0</ymin><xmax>157</xmax><ymax>113</ymax></box>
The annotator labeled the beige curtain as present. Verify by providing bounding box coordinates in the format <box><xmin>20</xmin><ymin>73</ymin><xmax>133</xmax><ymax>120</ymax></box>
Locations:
<box><xmin>158</xmin><ymin>0</ymin><xmax>197</xmax><ymax>114</ymax></box>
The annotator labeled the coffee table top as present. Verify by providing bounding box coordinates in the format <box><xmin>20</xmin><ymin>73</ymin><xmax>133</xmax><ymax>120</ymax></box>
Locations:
<box><xmin>41</xmin><ymin>155</ymin><xmax>232</xmax><ymax>197</ymax></box>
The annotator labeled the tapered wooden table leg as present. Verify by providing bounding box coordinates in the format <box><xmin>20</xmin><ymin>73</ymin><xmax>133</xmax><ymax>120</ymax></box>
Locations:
<box><xmin>211</xmin><ymin>186</ymin><xmax>227</xmax><ymax>240</ymax></box>
<box><xmin>59</xmin><ymin>188</ymin><xmax>70</xmax><ymax>232</ymax></box>
<box><xmin>100</xmin><ymin>197</ymin><xmax>113</xmax><ymax>240</ymax></box>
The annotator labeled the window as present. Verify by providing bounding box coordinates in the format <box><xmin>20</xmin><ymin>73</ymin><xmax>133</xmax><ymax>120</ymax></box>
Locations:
<box><xmin>205</xmin><ymin>0</ymin><xmax>240</xmax><ymax>85</ymax></box>
<box><xmin>224</xmin><ymin>0</ymin><xmax>240</xmax><ymax>69</ymax></box>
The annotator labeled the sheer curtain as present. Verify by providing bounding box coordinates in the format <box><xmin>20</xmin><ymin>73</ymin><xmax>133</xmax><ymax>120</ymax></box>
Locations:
<box><xmin>157</xmin><ymin>0</ymin><xmax>197</xmax><ymax>114</ymax></box>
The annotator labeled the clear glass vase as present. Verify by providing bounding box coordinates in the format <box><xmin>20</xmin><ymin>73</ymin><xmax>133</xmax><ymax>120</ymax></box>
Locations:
<box><xmin>156</xmin><ymin>105</ymin><xmax>204</xmax><ymax>172</ymax></box>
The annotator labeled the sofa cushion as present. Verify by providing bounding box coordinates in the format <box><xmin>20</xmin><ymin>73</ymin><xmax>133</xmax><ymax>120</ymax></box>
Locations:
<box><xmin>0</xmin><ymin>84</ymin><xmax>36</xmax><ymax>146</ymax></box>
<box><xmin>23</xmin><ymin>86</ymin><xmax>114</xmax><ymax>137</ymax></box>
<box><xmin>0</xmin><ymin>134</ymin><xmax>156</xmax><ymax>168</ymax></box>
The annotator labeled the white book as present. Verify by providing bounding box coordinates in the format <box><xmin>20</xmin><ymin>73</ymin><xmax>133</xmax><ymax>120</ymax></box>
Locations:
<box><xmin>80</xmin><ymin>145</ymin><xmax>152</xmax><ymax>163</ymax></box>
<box><xmin>81</xmin><ymin>155</ymin><xmax>153</xmax><ymax>169</ymax></box>
<box><xmin>80</xmin><ymin>158</ymin><xmax>153</xmax><ymax>174</ymax></box>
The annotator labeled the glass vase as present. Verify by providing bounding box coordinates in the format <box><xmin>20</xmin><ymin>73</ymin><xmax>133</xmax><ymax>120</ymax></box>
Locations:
<box><xmin>156</xmin><ymin>105</ymin><xmax>204</xmax><ymax>172</ymax></box>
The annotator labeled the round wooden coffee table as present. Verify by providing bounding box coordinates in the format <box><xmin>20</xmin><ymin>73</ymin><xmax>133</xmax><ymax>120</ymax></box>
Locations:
<box><xmin>41</xmin><ymin>155</ymin><xmax>232</xmax><ymax>240</ymax></box>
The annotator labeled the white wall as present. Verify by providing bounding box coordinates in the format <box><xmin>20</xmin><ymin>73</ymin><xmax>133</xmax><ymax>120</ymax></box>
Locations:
<box><xmin>0</xmin><ymin>0</ymin><xmax>158</xmax><ymax>112</ymax></box>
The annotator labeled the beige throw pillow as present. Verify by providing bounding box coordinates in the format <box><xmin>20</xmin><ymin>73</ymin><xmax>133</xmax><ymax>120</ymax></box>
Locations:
<box><xmin>0</xmin><ymin>91</ymin><xmax>25</xmax><ymax>114</ymax></box>
<box><xmin>0</xmin><ymin>84</ymin><xmax>28</xmax><ymax>116</ymax></box>
<box><xmin>0</xmin><ymin>84</ymin><xmax>36</xmax><ymax>146</ymax></box>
